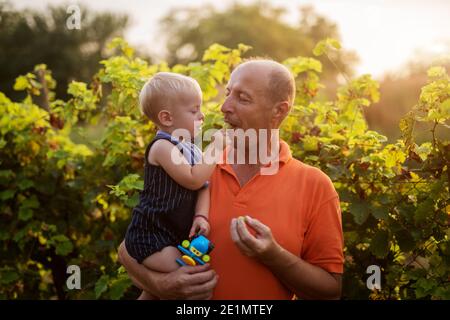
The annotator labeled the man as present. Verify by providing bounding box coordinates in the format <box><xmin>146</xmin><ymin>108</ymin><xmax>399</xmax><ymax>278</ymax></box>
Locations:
<box><xmin>118</xmin><ymin>59</ymin><xmax>344</xmax><ymax>300</ymax></box>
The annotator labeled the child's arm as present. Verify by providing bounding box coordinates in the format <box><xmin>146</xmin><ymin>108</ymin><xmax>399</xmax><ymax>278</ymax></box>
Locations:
<box><xmin>151</xmin><ymin>132</ymin><xmax>226</xmax><ymax>190</ymax></box>
<box><xmin>189</xmin><ymin>185</ymin><xmax>210</xmax><ymax>238</ymax></box>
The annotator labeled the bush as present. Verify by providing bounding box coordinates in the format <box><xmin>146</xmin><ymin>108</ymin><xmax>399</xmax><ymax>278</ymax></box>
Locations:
<box><xmin>0</xmin><ymin>38</ymin><xmax>448</xmax><ymax>299</ymax></box>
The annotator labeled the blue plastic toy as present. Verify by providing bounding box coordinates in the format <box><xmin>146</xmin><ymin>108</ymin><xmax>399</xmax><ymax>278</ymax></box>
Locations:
<box><xmin>176</xmin><ymin>234</ymin><xmax>215</xmax><ymax>266</ymax></box>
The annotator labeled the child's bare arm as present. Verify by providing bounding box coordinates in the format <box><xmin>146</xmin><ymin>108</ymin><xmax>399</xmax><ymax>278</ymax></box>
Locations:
<box><xmin>189</xmin><ymin>186</ymin><xmax>210</xmax><ymax>237</ymax></box>
<box><xmin>194</xmin><ymin>185</ymin><xmax>210</xmax><ymax>218</ymax></box>
<box><xmin>151</xmin><ymin>134</ymin><xmax>225</xmax><ymax>190</ymax></box>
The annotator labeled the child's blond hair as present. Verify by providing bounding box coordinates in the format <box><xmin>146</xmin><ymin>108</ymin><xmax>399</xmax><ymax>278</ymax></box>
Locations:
<box><xmin>139</xmin><ymin>72</ymin><xmax>202</xmax><ymax>124</ymax></box>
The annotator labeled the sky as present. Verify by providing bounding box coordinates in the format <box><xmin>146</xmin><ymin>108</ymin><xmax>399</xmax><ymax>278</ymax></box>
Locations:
<box><xmin>9</xmin><ymin>0</ymin><xmax>450</xmax><ymax>78</ymax></box>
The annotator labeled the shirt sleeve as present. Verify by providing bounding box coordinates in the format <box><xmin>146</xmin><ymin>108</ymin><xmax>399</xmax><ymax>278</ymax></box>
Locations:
<box><xmin>300</xmin><ymin>172</ymin><xmax>344</xmax><ymax>274</ymax></box>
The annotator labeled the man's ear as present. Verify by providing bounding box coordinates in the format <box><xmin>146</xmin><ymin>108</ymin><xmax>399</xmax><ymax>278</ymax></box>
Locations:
<box><xmin>272</xmin><ymin>101</ymin><xmax>290</xmax><ymax>123</ymax></box>
<box><xmin>157</xmin><ymin>110</ymin><xmax>173</xmax><ymax>127</ymax></box>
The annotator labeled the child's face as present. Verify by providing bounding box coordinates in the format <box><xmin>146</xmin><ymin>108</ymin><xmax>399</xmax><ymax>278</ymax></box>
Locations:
<box><xmin>171</xmin><ymin>90</ymin><xmax>204</xmax><ymax>138</ymax></box>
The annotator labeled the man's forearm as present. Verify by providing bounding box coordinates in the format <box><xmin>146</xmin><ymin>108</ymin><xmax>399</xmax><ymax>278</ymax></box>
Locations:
<box><xmin>260</xmin><ymin>244</ymin><xmax>341</xmax><ymax>299</ymax></box>
<box><xmin>118</xmin><ymin>241</ymin><xmax>218</xmax><ymax>300</ymax></box>
<box><xmin>118</xmin><ymin>241</ymin><xmax>161</xmax><ymax>296</ymax></box>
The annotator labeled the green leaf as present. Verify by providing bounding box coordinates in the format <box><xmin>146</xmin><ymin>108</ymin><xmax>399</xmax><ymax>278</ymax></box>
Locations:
<box><xmin>303</xmin><ymin>136</ymin><xmax>319</xmax><ymax>151</ymax></box>
<box><xmin>433</xmin><ymin>286</ymin><xmax>450</xmax><ymax>299</ymax></box>
<box><xmin>313</xmin><ymin>42</ymin><xmax>326</xmax><ymax>56</ymax></box>
<box><xmin>407</xmin><ymin>268</ymin><xmax>427</xmax><ymax>280</ymax></box>
<box><xmin>313</xmin><ymin>38</ymin><xmax>341</xmax><ymax>56</ymax></box>
<box><xmin>0</xmin><ymin>189</ymin><xmax>15</xmax><ymax>201</ymax></box>
<box><xmin>427</xmin><ymin>66</ymin><xmax>446</xmax><ymax>78</ymax></box>
<box><xmin>377</xmin><ymin>194</ymin><xmax>390</xmax><ymax>205</ymax></box>
<box><xmin>328</xmin><ymin>38</ymin><xmax>341</xmax><ymax>50</ymax></box>
<box><xmin>17</xmin><ymin>179</ymin><xmax>34</xmax><ymax>190</ymax></box>
<box><xmin>416</xmin><ymin>142</ymin><xmax>432</xmax><ymax>161</ymax></box>
<box><xmin>0</xmin><ymin>229</ymin><xmax>10</xmax><ymax>241</ymax></box>
<box><xmin>50</xmin><ymin>235</ymin><xmax>73</xmax><ymax>256</ymax></box>
<box><xmin>370</xmin><ymin>230</ymin><xmax>390</xmax><ymax>258</ymax></box>
<box><xmin>18</xmin><ymin>195</ymin><xmax>39</xmax><ymax>220</ymax></box>
<box><xmin>237</xmin><ymin>43</ymin><xmax>252</xmax><ymax>53</ymax></box>
<box><xmin>441</xmin><ymin>98</ymin><xmax>450</xmax><ymax>116</ymax></box>
<box><xmin>95</xmin><ymin>275</ymin><xmax>109</xmax><ymax>299</ymax></box>
<box><xmin>109</xmin><ymin>277</ymin><xmax>132</xmax><ymax>300</ymax></box>
<box><xmin>349</xmin><ymin>201</ymin><xmax>370</xmax><ymax>225</ymax></box>
<box><xmin>371</xmin><ymin>206</ymin><xmax>388</xmax><ymax>220</ymax></box>
<box><xmin>22</xmin><ymin>195</ymin><xmax>40</xmax><ymax>209</ymax></box>
<box><xmin>414</xmin><ymin>278</ymin><xmax>436</xmax><ymax>298</ymax></box>
<box><xmin>283</xmin><ymin>57</ymin><xmax>322</xmax><ymax>75</ymax></box>
<box><xmin>51</xmin><ymin>234</ymin><xmax>69</xmax><ymax>242</ymax></box>
<box><xmin>125</xmin><ymin>193</ymin><xmax>139</xmax><ymax>208</ymax></box>
<box><xmin>126</xmin><ymin>179</ymin><xmax>144</xmax><ymax>191</ymax></box>
<box><xmin>68</xmin><ymin>81</ymin><xmax>88</xmax><ymax>98</ymax></box>
<box><xmin>18</xmin><ymin>207</ymin><xmax>33</xmax><ymax>221</ymax></box>
<box><xmin>0</xmin><ymin>269</ymin><xmax>20</xmax><ymax>285</ymax></box>
<box><xmin>55</xmin><ymin>241</ymin><xmax>73</xmax><ymax>256</ymax></box>
<box><xmin>13</xmin><ymin>76</ymin><xmax>29</xmax><ymax>91</ymax></box>
<box><xmin>395</xmin><ymin>230</ymin><xmax>415</xmax><ymax>252</ymax></box>
<box><xmin>0</xmin><ymin>170</ymin><xmax>14</xmax><ymax>184</ymax></box>
<box><xmin>415</xmin><ymin>198</ymin><xmax>433</xmax><ymax>223</ymax></box>
<box><xmin>12</xmin><ymin>228</ymin><xmax>27</xmax><ymax>243</ymax></box>
<box><xmin>202</xmin><ymin>43</ymin><xmax>230</xmax><ymax>61</ymax></box>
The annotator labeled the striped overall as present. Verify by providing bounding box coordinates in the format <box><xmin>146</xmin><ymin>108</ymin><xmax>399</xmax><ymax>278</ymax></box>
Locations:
<box><xmin>124</xmin><ymin>130</ymin><xmax>204</xmax><ymax>263</ymax></box>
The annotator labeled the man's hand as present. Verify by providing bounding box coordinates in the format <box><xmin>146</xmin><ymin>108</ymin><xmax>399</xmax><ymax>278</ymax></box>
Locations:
<box><xmin>229</xmin><ymin>215</ymin><xmax>279</xmax><ymax>262</ymax></box>
<box><xmin>117</xmin><ymin>241</ymin><xmax>218</xmax><ymax>299</ymax></box>
<box><xmin>157</xmin><ymin>265</ymin><xmax>218</xmax><ymax>300</ymax></box>
<box><xmin>229</xmin><ymin>217</ymin><xmax>342</xmax><ymax>299</ymax></box>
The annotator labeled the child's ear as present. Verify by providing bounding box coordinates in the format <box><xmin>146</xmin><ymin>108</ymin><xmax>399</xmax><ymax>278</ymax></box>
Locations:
<box><xmin>158</xmin><ymin>110</ymin><xmax>173</xmax><ymax>126</ymax></box>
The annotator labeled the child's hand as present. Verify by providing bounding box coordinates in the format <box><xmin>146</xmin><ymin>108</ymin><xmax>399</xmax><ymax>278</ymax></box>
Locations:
<box><xmin>189</xmin><ymin>215</ymin><xmax>210</xmax><ymax>238</ymax></box>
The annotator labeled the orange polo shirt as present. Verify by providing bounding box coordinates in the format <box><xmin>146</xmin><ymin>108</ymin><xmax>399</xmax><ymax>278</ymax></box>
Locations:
<box><xmin>209</xmin><ymin>140</ymin><xmax>344</xmax><ymax>300</ymax></box>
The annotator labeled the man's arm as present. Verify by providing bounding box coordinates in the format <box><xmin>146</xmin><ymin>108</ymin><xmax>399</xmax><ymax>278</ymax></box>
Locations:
<box><xmin>117</xmin><ymin>241</ymin><xmax>218</xmax><ymax>299</ymax></box>
<box><xmin>230</xmin><ymin>216</ymin><xmax>342</xmax><ymax>299</ymax></box>
<box><xmin>258</xmin><ymin>240</ymin><xmax>342</xmax><ymax>299</ymax></box>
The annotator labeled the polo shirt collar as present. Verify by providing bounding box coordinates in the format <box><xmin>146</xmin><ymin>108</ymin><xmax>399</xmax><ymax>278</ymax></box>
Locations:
<box><xmin>218</xmin><ymin>139</ymin><xmax>292</xmax><ymax>172</ymax></box>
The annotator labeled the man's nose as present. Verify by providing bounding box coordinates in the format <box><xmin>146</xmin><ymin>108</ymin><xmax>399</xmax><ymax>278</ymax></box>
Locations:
<box><xmin>221</xmin><ymin>96</ymin><xmax>233</xmax><ymax>114</ymax></box>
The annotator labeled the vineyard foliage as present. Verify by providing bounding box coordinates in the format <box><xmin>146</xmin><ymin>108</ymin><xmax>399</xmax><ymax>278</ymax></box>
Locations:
<box><xmin>0</xmin><ymin>38</ymin><xmax>449</xmax><ymax>299</ymax></box>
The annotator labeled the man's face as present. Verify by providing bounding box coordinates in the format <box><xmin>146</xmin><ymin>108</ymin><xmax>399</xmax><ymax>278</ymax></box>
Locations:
<box><xmin>221</xmin><ymin>64</ymin><xmax>274</xmax><ymax>131</ymax></box>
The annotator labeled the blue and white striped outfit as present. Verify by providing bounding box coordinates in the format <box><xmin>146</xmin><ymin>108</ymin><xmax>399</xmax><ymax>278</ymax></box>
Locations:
<box><xmin>124</xmin><ymin>130</ymin><xmax>205</xmax><ymax>263</ymax></box>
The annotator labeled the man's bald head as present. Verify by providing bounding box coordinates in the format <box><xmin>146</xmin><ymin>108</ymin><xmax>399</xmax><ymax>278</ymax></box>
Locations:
<box><xmin>234</xmin><ymin>59</ymin><xmax>296</xmax><ymax>108</ymax></box>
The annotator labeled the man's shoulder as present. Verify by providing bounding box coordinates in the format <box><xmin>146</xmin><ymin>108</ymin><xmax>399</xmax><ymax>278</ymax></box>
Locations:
<box><xmin>285</xmin><ymin>158</ymin><xmax>337</xmax><ymax>198</ymax></box>
<box><xmin>286</xmin><ymin>158</ymin><xmax>332</xmax><ymax>183</ymax></box>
